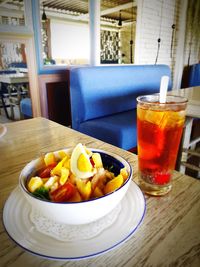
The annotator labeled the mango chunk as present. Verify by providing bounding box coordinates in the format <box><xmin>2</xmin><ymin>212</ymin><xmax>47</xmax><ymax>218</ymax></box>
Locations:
<box><xmin>104</xmin><ymin>174</ymin><xmax>123</xmax><ymax>194</ymax></box>
<box><xmin>76</xmin><ymin>179</ymin><xmax>92</xmax><ymax>200</ymax></box>
<box><xmin>28</xmin><ymin>176</ymin><xmax>43</xmax><ymax>193</ymax></box>
<box><xmin>120</xmin><ymin>167</ymin><xmax>129</xmax><ymax>181</ymax></box>
<box><xmin>93</xmin><ymin>186</ymin><xmax>104</xmax><ymax>198</ymax></box>
<box><xmin>59</xmin><ymin>167</ymin><xmax>69</xmax><ymax>185</ymax></box>
<box><xmin>44</xmin><ymin>152</ymin><xmax>56</xmax><ymax>166</ymax></box>
<box><xmin>92</xmin><ymin>153</ymin><xmax>103</xmax><ymax>168</ymax></box>
<box><xmin>57</xmin><ymin>150</ymin><xmax>70</xmax><ymax>160</ymax></box>
<box><xmin>51</xmin><ymin>156</ymin><xmax>68</xmax><ymax>176</ymax></box>
<box><xmin>63</xmin><ymin>158</ymin><xmax>71</xmax><ymax>170</ymax></box>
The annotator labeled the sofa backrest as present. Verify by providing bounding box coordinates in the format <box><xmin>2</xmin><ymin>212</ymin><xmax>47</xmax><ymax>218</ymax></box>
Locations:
<box><xmin>70</xmin><ymin>64</ymin><xmax>172</xmax><ymax>129</ymax></box>
<box><xmin>188</xmin><ymin>63</ymin><xmax>200</xmax><ymax>87</ymax></box>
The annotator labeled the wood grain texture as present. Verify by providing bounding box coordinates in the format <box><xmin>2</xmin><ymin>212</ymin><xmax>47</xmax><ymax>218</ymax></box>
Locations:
<box><xmin>0</xmin><ymin>117</ymin><xmax>200</xmax><ymax>267</ymax></box>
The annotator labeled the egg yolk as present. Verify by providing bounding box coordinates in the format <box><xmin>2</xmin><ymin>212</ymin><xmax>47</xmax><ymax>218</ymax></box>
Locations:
<box><xmin>77</xmin><ymin>153</ymin><xmax>92</xmax><ymax>172</ymax></box>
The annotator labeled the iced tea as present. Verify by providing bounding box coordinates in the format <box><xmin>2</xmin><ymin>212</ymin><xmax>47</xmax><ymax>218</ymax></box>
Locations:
<box><xmin>137</xmin><ymin>95</ymin><xmax>187</xmax><ymax>196</ymax></box>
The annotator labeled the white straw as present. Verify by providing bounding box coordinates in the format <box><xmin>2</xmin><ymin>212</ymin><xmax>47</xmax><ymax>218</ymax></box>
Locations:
<box><xmin>159</xmin><ymin>76</ymin><xmax>169</xmax><ymax>103</ymax></box>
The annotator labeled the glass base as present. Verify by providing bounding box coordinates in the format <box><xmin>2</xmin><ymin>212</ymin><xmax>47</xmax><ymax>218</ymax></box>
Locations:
<box><xmin>138</xmin><ymin>178</ymin><xmax>172</xmax><ymax>196</ymax></box>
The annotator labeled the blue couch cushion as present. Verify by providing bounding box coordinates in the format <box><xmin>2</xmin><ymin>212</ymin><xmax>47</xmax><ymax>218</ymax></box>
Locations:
<box><xmin>70</xmin><ymin>65</ymin><xmax>172</xmax><ymax>130</ymax></box>
<box><xmin>20</xmin><ymin>98</ymin><xmax>32</xmax><ymax>118</ymax></box>
<box><xmin>79</xmin><ymin>110</ymin><xmax>137</xmax><ymax>150</ymax></box>
<box><xmin>189</xmin><ymin>63</ymin><xmax>200</xmax><ymax>86</ymax></box>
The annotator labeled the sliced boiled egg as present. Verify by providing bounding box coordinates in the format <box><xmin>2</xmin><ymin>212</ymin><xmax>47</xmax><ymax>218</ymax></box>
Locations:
<box><xmin>70</xmin><ymin>143</ymin><xmax>96</xmax><ymax>179</ymax></box>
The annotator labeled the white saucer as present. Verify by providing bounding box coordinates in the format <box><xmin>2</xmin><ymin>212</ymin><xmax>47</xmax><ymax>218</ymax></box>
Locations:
<box><xmin>3</xmin><ymin>181</ymin><xmax>146</xmax><ymax>260</ymax></box>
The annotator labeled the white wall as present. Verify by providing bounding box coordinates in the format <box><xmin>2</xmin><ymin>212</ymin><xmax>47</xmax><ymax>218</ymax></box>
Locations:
<box><xmin>135</xmin><ymin>0</ymin><xmax>179</xmax><ymax>64</ymax></box>
<box><xmin>50</xmin><ymin>20</ymin><xmax>90</xmax><ymax>63</ymax></box>
<box><xmin>135</xmin><ymin>0</ymin><xmax>183</xmax><ymax>87</ymax></box>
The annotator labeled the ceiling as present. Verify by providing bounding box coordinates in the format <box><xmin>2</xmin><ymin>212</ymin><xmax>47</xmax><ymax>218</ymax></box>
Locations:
<box><xmin>0</xmin><ymin>0</ymin><xmax>137</xmax><ymax>26</ymax></box>
<box><xmin>41</xmin><ymin>0</ymin><xmax>137</xmax><ymax>25</ymax></box>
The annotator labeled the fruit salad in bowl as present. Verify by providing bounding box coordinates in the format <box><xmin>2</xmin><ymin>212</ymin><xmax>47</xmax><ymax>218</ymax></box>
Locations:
<box><xmin>19</xmin><ymin>143</ymin><xmax>132</xmax><ymax>225</ymax></box>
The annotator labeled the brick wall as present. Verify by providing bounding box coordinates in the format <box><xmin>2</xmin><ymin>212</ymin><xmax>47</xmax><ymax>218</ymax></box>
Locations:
<box><xmin>183</xmin><ymin>0</ymin><xmax>200</xmax><ymax>66</ymax></box>
<box><xmin>135</xmin><ymin>0</ymin><xmax>199</xmax><ymax>87</ymax></box>
<box><xmin>120</xmin><ymin>23</ymin><xmax>136</xmax><ymax>64</ymax></box>
<box><xmin>135</xmin><ymin>0</ymin><xmax>179</xmax><ymax>76</ymax></box>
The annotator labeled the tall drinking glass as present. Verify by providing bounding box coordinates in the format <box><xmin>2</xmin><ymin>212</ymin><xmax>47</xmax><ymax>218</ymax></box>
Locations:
<box><xmin>137</xmin><ymin>95</ymin><xmax>187</xmax><ymax>196</ymax></box>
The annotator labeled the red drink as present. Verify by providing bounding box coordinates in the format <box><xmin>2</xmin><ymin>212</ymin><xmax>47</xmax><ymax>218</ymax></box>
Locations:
<box><xmin>137</xmin><ymin>95</ymin><xmax>187</xmax><ymax>196</ymax></box>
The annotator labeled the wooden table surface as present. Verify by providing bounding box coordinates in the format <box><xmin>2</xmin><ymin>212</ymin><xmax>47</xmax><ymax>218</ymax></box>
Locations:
<box><xmin>0</xmin><ymin>117</ymin><xmax>200</xmax><ymax>267</ymax></box>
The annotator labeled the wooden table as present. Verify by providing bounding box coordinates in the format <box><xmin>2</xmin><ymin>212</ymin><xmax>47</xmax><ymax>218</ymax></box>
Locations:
<box><xmin>0</xmin><ymin>117</ymin><xmax>200</xmax><ymax>267</ymax></box>
<box><xmin>169</xmin><ymin>86</ymin><xmax>200</xmax><ymax>174</ymax></box>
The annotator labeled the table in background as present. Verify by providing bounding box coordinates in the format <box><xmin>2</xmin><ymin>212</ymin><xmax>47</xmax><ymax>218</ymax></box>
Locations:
<box><xmin>0</xmin><ymin>117</ymin><xmax>200</xmax><ymax>267</ymax></box>
<box><xmin>0</xmin><ymin>73</ymin><xmax>29</xmax><ymax>120</ymax></box>
<box><xmin>169</xmin><ymin>86</ymin><xmax>200</xmax><ymax>175</ymax></box>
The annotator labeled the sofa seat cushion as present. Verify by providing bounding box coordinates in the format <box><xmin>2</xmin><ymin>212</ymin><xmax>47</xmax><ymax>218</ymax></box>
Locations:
<box><xmin>79</xmin><ymin>109</ymin><xmax>137</xmax><ymax>150</ymax></box>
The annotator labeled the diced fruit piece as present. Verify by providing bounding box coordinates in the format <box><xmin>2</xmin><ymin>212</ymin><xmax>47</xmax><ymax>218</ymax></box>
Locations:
<box><xmin>120</xmin><ymin>167</ymin><xmax>129</xmax><ymax>181</ymax></box>
<box><xmin>57</xmin><ymin>150</ymin><xmax>69</xmax><ymax>160</ymax></box>
<box><xmin>93</xmin><ymin>186</ymin><xmax>104</xmax><ymax>198</ymax></box>
<box><xmin>59</xmin><ymin>167</ymin><xmax>69</xmax><ymax>185</ymax></box>
<box><xmin>38</xmin><ymin>163</ymin><xmax>57</xmax><ymax>178</ymax></box>
<box><xmin>68</xmin><ymin>189</ymin><xmax>82</xmax><ymax>202</ymax></box>
<box><xmin>76</xmin><ymin>179</ymin><xmax>92</xmax><ymax>200</ymax></box>
<box><xmin>92</xmin><ymin>153</ymin><xmax>103</xmax><ymax>168</ymax></box>
<box><xmin>104</xmin><ymin>174</ymin><xmax>123</xmax><ymax>194</ymax></box>
<box><xmin>44</xmin><ymin>176</ymin><xmax>58</xmax><ymax>189</ymax></box>
<box><xmin>50</xmin><ymin>182</ymin><xmax>76</xmax><ymax>202</ymax></box>
<box><xmin>91</xmin><ymin>168</ymin><xmax>107</xmax><ymax>190</ymax></box>
<box><xmin>63</xmin><ymin>158</ymin><xmax>71</xmax><ymax>169</ymax></box>
<box><xmin>51</xmin><ymin>156</ymin><xmax>68</xmax><ymax>176</ymax></box>
<box><xmin>68</xmin><ymin>173</ymin><xmax>76</xmax><ymax>185</ymax></box>
<box><xmin>28</xmin><ymin>176</ymin><xmax>43</xmax><ymax>193</ymax></box>
<box><xmin>44</xmin><ymin>152</ymin><xmax>56</xmax><ymax>166</ymax></box>
<box><xmin>50</xmin><ymin>181</ymin><xmax>59</xmax><ymax>192</ymax></box>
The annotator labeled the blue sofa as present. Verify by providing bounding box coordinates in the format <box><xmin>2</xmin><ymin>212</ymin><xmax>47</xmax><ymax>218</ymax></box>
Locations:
<box><xmin>20</xmin><ymin>98</ymin><xmax>33</xmax><ymax>118</ymax></box>
<box><xmin>188</xmin><ymin>63</ymin><xmax>200</xmax><ymax>87</ymax></box>
<box><xmin>70</xmin><ymin>64</ymin><xmax>172</xmax><ymax>150</ymax></box>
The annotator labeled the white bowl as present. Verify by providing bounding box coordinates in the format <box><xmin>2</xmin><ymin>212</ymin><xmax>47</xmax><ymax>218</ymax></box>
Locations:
<box><xmin>19</xmin><ymin>148</ymin><xmax>132</xmax><ymax>225</ymax></box>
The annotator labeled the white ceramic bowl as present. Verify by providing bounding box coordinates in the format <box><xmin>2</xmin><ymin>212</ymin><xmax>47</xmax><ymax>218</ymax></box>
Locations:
<box><xmin>19</xmin><ymin>148</ymin><xmax>132</xmax><ymax>225</ymax></box>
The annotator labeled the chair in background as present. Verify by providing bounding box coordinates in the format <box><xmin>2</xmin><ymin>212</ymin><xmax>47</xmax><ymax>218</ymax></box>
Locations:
<box><xmin>180</xmin><ymin>64</ymin><xmax>200</xmax><ymax>177</ymax></box>
<box><xmin>7</xmin><ymin>83</ymin><xmax>29</xmax><ymax>119</ymax></box>
<box><xmin>0</xmin><ymin>82</ymin><xmax>10</xmax><ymax>118</ymax></box>
<box><xmin>20</xmin><ymin>97</ymin><xmax>32</xmax><ymax>119</ymax></box>
<box><xmin>180</xmin><ymin>118</ymin><xmax>200</xmax><ymax>178</ymax></box>
<box><xmin>0</xmin><ymin>70</ymin><xmax>17</xmax><ymax>118</ymax></box>
<box><xmin>0</xmin><ymin>69</ymin><xmax>29</xmax><ymax>119</ymax></box>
